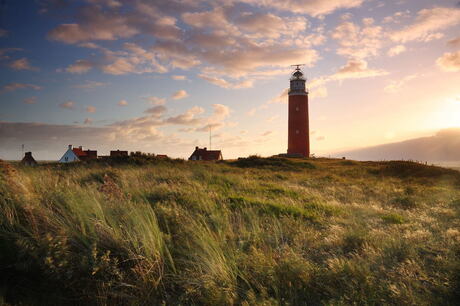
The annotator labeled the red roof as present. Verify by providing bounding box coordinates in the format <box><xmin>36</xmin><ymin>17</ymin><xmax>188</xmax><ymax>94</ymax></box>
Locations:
<box><xmin>72</xmin><ymin>148</ymin><xmax>87</xmax><ymax>157</ymax></box>
<box><xmin>189</xmin><ymin>147</ymin><xmax>222</xmax><ymax>161</ymax></box>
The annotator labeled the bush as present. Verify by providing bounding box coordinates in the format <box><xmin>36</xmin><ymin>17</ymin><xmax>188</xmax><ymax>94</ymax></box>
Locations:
<box><xmin>381</xmin><ymin>213</ymin><xmax>406</xmax><ymax>224</ymax></box>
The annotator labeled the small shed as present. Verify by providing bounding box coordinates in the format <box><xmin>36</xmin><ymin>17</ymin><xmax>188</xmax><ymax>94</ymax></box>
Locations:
<box><xmin>21</xmin><ymin>152</ymin><xmax>37</xmax><ymax>166</ymax></box>
<box><xmin>59</xmin><ymin>145</ymin><xmax>80</xmax><ymax>163</ymax></box>
<box><xmin>188</xmin><ymin>147</ymin><xmax>223</xmax><ymax>161</ymax></box>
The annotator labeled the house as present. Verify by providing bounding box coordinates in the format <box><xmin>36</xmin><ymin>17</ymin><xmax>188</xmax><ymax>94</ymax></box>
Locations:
<box><xmin>58</xmin><ymin>145</ymin><xmax>97</xmax><ymax>163</ymax></box>
<box><xmin>110</xmin><ymin>150</ymin><xmax>128</xmax><ymax>157</ymax></box>
<box><xmin>59</xmin><ymin>145</ymin><xmax>80</xmax><ymax>163</ymax></box>
<box><xmin>73</xmin><ymin>146</ymin><xmax>97</xmax><ymax>161</ymax></box>
<box><xmin>21</xmin><ymin>152</ymin><xmax>37</xmax><ymax>166</ymax></box>
<box><xmin>188</xmin><ymin>147</ymin><xmax>223</xmax><ymax>161</ymax></box>
<box><xmin>156</xmin><ymin>154</ymin><xmax>168</xmax><ymax>159</ymax></box>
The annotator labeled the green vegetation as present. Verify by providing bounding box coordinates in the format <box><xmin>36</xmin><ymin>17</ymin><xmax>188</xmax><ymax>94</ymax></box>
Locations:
<box><xmin>1</xmin><ymin>157</ymin><xmax>460</xmax><ymax>305</ymax></box>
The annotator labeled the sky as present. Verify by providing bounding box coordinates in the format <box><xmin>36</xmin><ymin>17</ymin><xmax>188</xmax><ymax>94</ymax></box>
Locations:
<box><xmin>1</xmin><ymin>0</ymin><xmax>460</xmax><ymax>160</ymax></box>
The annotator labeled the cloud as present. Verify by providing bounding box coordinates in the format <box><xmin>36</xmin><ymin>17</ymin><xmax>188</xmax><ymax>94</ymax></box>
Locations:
<box><xmin>310</xmin><ymin>86</ymin><xmax>328</xmax><ymax>99</ymax></box>
<box><xmin>387</xmin><ymin>45</ymin><xmax>406</xmax><ymax>57</ymax></box>
<box><xmin>390</xmin><ymin>7</ymin><xmax>460</xmax><ymax>43</ymax></box>
<box><xmin>268</xmin><ymin>88</ymin><xmax>289</xmax><ymax>104</ymax></box>
<box><xmin>384</xmin><ymin>74</ymin><xmax>420</xmax><ymax>93</ymax></box>
<box><xmin>0</xmin><ymin>29</ymin><xmax>7</xmax><ymax>37</ymax></box>
<box><xmin>172</xmin><ymin>89</ymin><xmax>188</xmax><ymax>100</ymax></box>
<box><xmin>333</xmin><ymin>59</ymin><xmax>388</xmax><ymax>80</ymax></box>
<box><xmin>266</xmin><ymin>115</ymin><xmax>279</xmax><ymax>123</ymax></box>
<box><xmin>316</xmin><ymin>136</ymin><xmax>325</xmax><ymax>141</ymax></box>
<box><xmin>0</xmin><ymin>48</ymin><xmax>22</xmax><ymax>60</ymax></box>
<box><xmin>59</xmin><ymin>101</ymin><xmax>75</xmax><ymax>109</ymax></box>
<box><xmin>84</xmin><ymin>118</ymin><xmax>93</xmax><ymax>124</ymax></box>
<box><xmin>2</xmin><ymin>83</ymin><xmax>42</xmax><ymax>93</ymax></box>
<box><xmin>8</xmin><ymin>58</ymin><xmax>38</xmax><ymax>71</ymax></box>
<box><xmin>436</xmin><ymin>51</ymin><xmax>460</xmax><ymax>72</ymax></box>
<box><xmin>118</xmin><ymin>99</ymin><xmax>128</xmax><ymax>106</ymax></box>
<box><xmin>66</xmin><ymin>59</ymin><xmax>94</xmax><ymax>74</ymax></box>
<box><xmin>48</xmin><ymin>6</ymin><xmax>138</xmax><ymax>44</ymax></box>
<box><xmin>73</xmin><ymin>80</ymin><xmax>109</xmax><ymax>89</ymax></box>
<box><xmin>447</xmin><ymin>37</ymin><xmax>460</xmax><ymax>48</ymax></box>
<box><xmin>382</xmin><ymin>10</ymin><xmax>410</xmax><ymax>24</ymax></box>
<box><xmin>332</xmin><ymin>18</ymin><xmax>383</xmax><ymax>59</ymax></box>
<box><xmin>144</xmin><ymin>96</ymin><xmax>166</xmax><ymax>105</ymax></box>
<box><xmin>23</xmin><ymin>97</ymin><xmax>37</xmax><ymax>104</ymax></box>
<box><xmin>198</xmin><ymin>74</ymin><xmax>253</xmax><ymax>89</ymax></box>
<box><xmin>261</xmin><ymin>131</ymin><xmax>274</xmax><ymax>137</ymax></box>
<box><xmin>242</xmin><ymin>0</ymin><xmax>365</xmax><ymax>17</ymax></box>
<box><xmin>86</xmin><ymin>106</ymin><xmax>96</xmax><ymax>113</ymax></box>
<box><xmin>144</xmin><ymin>105</ymin><xmax>167</xmax><ymax>117</ymax></box>
<box><xmin>165</xmin><ymin>106</ymin><xmax>204</xmax><ymax>124</ymax></box>
<box><xmin>172</xmin><ymin>75</ymin><xmax>187</xmax><ymax>80</ymax></box>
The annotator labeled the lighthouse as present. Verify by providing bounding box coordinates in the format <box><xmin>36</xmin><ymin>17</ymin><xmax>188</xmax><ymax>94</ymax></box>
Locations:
<box><xmin>287</xmin><ymin>65</ymin><xmax>310</xmax><ymax>157</ymax></box>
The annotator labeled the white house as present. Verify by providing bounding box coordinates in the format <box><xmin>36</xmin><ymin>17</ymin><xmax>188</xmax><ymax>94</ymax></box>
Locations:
<box><xmin>59</xmin><ymin>145</ymin><xmax>80</xmax><ymax>163</ymax></box>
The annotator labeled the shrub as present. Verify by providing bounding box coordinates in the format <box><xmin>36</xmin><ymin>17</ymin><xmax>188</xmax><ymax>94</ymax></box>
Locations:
<box><xmin>381</xmin><ymin>213</ymin><xmax>406</xmax><ymax>224</ymax></box>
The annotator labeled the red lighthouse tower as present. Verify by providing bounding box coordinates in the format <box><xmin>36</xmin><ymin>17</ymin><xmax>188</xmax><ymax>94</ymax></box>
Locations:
<box><xmin>287</xmin><ymin>65</ymin><xmax>310</xmax><ymax>157</ymax></box>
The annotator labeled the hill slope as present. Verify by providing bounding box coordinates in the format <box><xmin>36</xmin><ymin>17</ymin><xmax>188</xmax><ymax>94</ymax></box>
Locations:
<box><xmin>1</xmin><ymin>157</ymin><xmax>460</xmax><ymax>305</ymax></box>
<box><xmin>338</xmin><ymin>128</ymin><xmax>460</xmax><ymax>162</ymax></box>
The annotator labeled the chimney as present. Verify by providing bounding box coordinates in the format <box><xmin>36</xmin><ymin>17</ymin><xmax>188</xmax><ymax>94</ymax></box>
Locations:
<box><xmin>195</xmin><ymin>146</ymin><xmax>198</xmax><ymax>150</ymax></box>
<box><xmin>68</xmin><ymin>144</ymin><xmax>72</xmax><ymax>149</ymax></box>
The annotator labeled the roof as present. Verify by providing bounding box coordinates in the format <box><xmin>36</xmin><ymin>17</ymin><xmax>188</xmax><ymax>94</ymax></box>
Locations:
<box><xmin>189</xmin><ymin>147</ymin><xmax>222</xmax><ymax>161</ymax></box>
<box><xmin>72</xmin><ymin>148</ymin><xmax>87</xmax><ymax>157</ymax></box>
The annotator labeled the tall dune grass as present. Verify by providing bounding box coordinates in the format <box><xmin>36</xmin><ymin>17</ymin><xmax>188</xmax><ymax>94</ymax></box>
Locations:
<box><xmin>1</xmin><ymin>158</ymin><xmax>459</xmax><ymax>305</ymax></box>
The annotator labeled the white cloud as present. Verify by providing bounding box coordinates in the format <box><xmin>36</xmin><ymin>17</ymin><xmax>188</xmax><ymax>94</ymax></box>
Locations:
<box><xmin>59</xmin><ymin>101</ymin><xmax>75</xmax><ymax>109</ymax></box>
<box><xmin>333</xmin><ymin>59</ymin><xmax>388</xmax><ymax>80</ymax></box>
<box><xmin>86</xmin><ymin>106</ymin><xmax>96</xmax><ymax>113</ymax></box>
<box><xmin>387</xmin><ymin>45</ymin><xmax>406</xmax><ymax>57</ymax></box>
<box><xmin>172</xmin><ymin>89</ymin><xmax>188</xmax><ymax>100</ymax></box>
<box><xmin>2</xmin><ymin>83</ymin><xmax>42</xmax><ymax>93</ymax></box>
<box><xmin>436</xmin><ymin>51</ymin><xmax>460</xmax><ymax>72</ymax></box>
<box><xmin>144</xmin><ymin>96</ymin><xmax>166</xmax><ymax>105</ymax></box>
<box><xmin>198</xmin><ymin>74</ymin><xmax>253</xmax><ymax>89</ymax></box>
<box><xmin>447</xmin><ymin>37</ymin><xmax>460</xmax><ymax>48</ymax></box>
<box><xmin>144</xmin><ymin>105</ymin><xmax>167</xmax><ymax>117</ymax></box>
<box><xmin>390</xmin><ymin>7</ymin><xmax>460</xmax><ymax>43</ymax></box>
<box><xmin>172</xmin><ymin>75</ymin><xmax>187</xmax><ymax>80</ymax></box>
<box><xmin>66</xmin><ymin>59</ymin><xmax>94</xmax><ymax>74</ymax></box>
<box><xmin>310</xmin><ymin>86</ymin><xmax>328</xmax><ymax>99</ymax></box>
<box><xmin>23</xmin><ymin>97</ymin><xmax>37</xmax><ymax>104</ymax></box>
<box><xmin>84</xmin><ymin>118</ymin><xmax>93</xmax><ymax>124</ymax></box>
<box><xmin>118</xmin><ymin>99</ymin><xmax>128</xmax><ymax>106</ymax></box>
<box><xmin>73</xmin><ymin>80</ymin><xmax>109</xmax><ymax>89</ymax></box>
<box><xmin>241</xmin><ymin>0</ymin><xmax>365</xmax><ymax>17</ymax></box>
<box><xmin>384</xmin><ymin>74</ymin><xmax>419</xmax><ymax>93</ymax></box>
<box><xmin>332</xmin><ymin>18</ymin><xmax>383</xmax><ymax>59</ymax></box>
<box><xmin>8</xmin><ymin>58</ymin><xmax>38</xmax><ymax>71</ymax></box>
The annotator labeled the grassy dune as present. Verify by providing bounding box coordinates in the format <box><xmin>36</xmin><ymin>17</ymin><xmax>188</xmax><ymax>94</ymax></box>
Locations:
<box><xmin>1</xmin><ymin>156</ymin><xmax>459</xmax><ymax>305</ymax></box>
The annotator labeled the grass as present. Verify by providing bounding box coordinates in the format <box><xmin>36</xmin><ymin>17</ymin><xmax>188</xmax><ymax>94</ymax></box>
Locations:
<box><xmin>1</xmin><ymin>157</ymin><xmax>460</xmax><ymax>305</ymax></box>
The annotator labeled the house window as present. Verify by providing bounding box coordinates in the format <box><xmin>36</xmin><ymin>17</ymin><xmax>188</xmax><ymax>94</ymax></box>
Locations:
<box><xmin>65</xmin><ymin>157</ymin><xmax>68</xmax><ymax>161</ymax></box>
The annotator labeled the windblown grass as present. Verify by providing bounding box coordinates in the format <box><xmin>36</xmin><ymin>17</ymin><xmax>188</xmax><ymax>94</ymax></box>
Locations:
<box><xmin>1</xmin><ymin>157</ymin><xmax>459</xmax><ymax>305</ymax></box>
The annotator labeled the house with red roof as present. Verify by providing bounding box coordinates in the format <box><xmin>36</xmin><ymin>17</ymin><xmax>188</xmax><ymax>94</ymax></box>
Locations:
<box><xmin>188</xmin><ymin>147</ymin><xmax>223</xmax><ymax>161</ymax></box>
<box><xmin>59</xmin><ymin>145</ymin><xmax>97</xmax><ymax>163</ymax></box>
